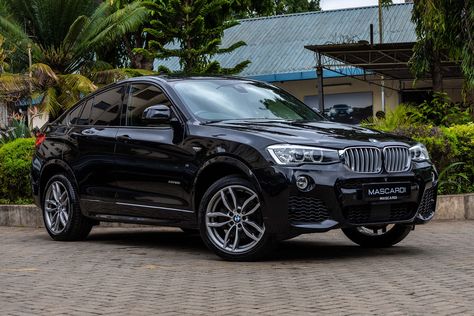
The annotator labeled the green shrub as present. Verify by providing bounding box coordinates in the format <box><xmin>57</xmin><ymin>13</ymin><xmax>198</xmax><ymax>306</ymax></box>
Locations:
<box><xmin>361</xmin><ymin>104</ymin><xmax>418</xmax><ymax>132</ymax></box>
<box><xmin>0</xmin><ymin>138</ymin><xmax>35</xmax><ymax>204</ymax></box>
<box><xmin>369</xmin><ymin>122</ymin><xmax>474</xmax><ymax>194</ymax></box>
<box><xmin>410</xmin><ymin>92</ymin><xmax>472</xmax><ymax>127</ymax></box>
<box><xmin>443</xmin><ymin>123</ymin><xmax>474</xmax><ymax>193</ymax></box>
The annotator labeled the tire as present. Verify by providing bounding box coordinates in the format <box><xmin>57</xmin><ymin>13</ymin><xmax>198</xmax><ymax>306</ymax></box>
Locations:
<box><xmin>42</xmin><ymin>174</ymin><xmax>93</xmax><ymax>241</ymax></box>
<box><xmin>342</xmin><ymin>224</ymin><xmax>412</xmax><ymax>248</ymax></box>
<box><xmin>198</xmin><ymin>175</ymin><xmax>275</xmax><ymax>261</ymax></box>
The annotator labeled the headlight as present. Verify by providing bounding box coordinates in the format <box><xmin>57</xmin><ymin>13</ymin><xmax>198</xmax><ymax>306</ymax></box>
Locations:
<box><xmin>410</xmin><ymin>143</ymin><xmax>430</xmax><ymax>161</ymax></box>
<box><xmin>267</xmin><ymin>144</ymin><xmax>341</xmax><ymax>165</ymax></box>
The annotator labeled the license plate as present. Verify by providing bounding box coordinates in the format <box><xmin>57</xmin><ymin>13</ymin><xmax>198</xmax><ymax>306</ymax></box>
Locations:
<box><xmin>363</xmin><ymin>182</ymin><xmax>411</xmax><ymax>201</ymax></box>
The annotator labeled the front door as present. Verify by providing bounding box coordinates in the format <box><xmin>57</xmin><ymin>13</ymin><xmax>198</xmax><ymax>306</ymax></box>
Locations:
<box><xmin>114</xmin><ymin>83</ymin><xmax>194</xmax><ymax>220</ymax></box>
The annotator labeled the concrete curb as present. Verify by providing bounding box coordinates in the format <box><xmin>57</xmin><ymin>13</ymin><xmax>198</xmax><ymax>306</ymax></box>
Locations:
<box><xmin>434</xmin><ymin>193</ymin><xmax>474</xmax><ymax>220</ymax></box>
<box><xmin>1</xmin><ymin>194</ymin><xmax>473</xmax><ymax>228</ymax></box>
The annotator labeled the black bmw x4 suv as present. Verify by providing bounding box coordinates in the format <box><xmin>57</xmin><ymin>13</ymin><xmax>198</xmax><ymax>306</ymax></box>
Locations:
<box><xmin>32</xmin><ymin>76</ymin><xmax>438</xmax><ymax>261</ymax></box>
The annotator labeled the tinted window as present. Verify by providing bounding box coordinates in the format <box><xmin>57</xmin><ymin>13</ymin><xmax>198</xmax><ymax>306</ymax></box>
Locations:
<box><xmin>125</xmin><ymin>84</ymin><xmax>172</xmax><ymax>127</ymax></box>
<box><xmin>76</xmin><ymin>86</ymin><xmax>124</xmax><ymax>126</ymax></box>
<box><xmin>171</xmin><ymin>80</ymin><xmax>323</xmax><ymax>122</ymax></box>
<box><xmin>68</xmin><ymin>102</ymin><xmax>84</xmax><ymax>125</ymax></box>
<box><xmin>75</xmin><ymin>98</ymin><xmax>93</xmax><ymax>125</ymax></box>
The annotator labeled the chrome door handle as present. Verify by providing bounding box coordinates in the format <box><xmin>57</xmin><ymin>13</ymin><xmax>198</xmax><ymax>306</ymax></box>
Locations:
<box><xmin>117</xmin><ymin>135</ymin><xmax>131</xmax><ymax>141</ymax></box>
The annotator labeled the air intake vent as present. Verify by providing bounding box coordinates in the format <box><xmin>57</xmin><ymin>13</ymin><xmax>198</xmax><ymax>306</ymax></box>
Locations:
<box><xmin>288</xmin><ymin>196</ymin><xmax>329</xmax><ymax>223</ymax></box>
<box><xmin>417</xmin><ymin>186</ymin><xmax>437</xmax><ymax>220</ymax></box>
<box><xmin>343</xmin><ymin>147</ymin><xmax>382</xmax><ymax>173</ymax></box>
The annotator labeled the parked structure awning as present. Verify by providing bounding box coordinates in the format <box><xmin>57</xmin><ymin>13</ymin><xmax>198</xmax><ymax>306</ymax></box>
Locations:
<box><xmin>305</xmin><ymin>42</ymin><xmax>462</xmax><ymax>81</ymax></box>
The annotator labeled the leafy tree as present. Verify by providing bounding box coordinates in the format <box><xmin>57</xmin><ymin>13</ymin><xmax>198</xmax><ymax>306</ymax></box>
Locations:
<box><xmin>273</xmin><ymin>0</ymin><xmax>320</xmax><ymax>15</ymax></box>
<box><xmin>410</xmin><ymin>0</ymin><xmax>474</xmax><ymax>91</ymax></box>
<box><xmin>100</xmin><ymin>0</ymin><xmax>155</xmax><ymax>69</ymax></box>
<box><xmin>236</xmin><ymin>0</ymin><xmax>320</xmax><ymax>17</ymax></box>
<box><xmin>140</xmin><ymin>0</ymin><xmax>250</xmax><ymax>75</ymax></box>
<box><xmin>0</xmin><ymin>0</ymin><xmax>147</xmax><ymax>119</ymax></box>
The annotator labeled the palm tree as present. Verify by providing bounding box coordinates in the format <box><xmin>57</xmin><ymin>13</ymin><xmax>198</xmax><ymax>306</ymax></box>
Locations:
<box><xmin>0</xmin><ymin>0</ymin><xmax>148</xmax><ymax>119</ymax></box>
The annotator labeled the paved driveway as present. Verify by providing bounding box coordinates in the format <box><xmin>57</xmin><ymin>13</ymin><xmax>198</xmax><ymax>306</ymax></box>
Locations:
<box><xmin>1</xmin><ymin>221</ymin><xmax>474</xmax><ymax>315</ymax></box>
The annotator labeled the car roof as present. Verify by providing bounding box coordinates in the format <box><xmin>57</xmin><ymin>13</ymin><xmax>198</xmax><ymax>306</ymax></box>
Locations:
<box><xmin>124</xmin><ymin>75</ymin><xmax>253</xmax><ymax>84</ymax></box>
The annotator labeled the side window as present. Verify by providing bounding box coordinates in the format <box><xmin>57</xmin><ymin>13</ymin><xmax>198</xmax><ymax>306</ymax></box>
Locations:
<box><xmin>77</xmin><ymin>98</ymin><xmax>94</xmax><ymax>125</ymax></box>
<box><xmin>68</xmin><ymin>102</ymin><xmax>85</xmax><ymax>125</ymax></box>
<box><xmin>76</xmin><ymin>86</ymin><xmax>125</xmax><ymax>126</ymax></box>
<box><xmin>89</xmin><ymin>87</ymin><xmax>124</xmax><ymax>125</ymax></box>
<box><xmin>125</xmin><ymin>83</ymin><xmax>172</xmax><ymax>127</ymax></box>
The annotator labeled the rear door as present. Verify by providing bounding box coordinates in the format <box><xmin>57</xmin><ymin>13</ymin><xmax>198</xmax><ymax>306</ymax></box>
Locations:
<box><xmin>114</xmin><ymin>82</ymin><xmax>195</xmax><ymax>220</ymax></box>
<box><xmin>66</xmin><ymin>85</ymin><xmax>126</xmax><ymax>214</ymax></box>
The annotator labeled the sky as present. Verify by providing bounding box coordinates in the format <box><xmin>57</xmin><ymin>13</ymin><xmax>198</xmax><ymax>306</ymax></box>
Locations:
<box><xmin>320</xmin><ymin>0</ymin><xmax>405</xmax><ymax>11</ymax></box>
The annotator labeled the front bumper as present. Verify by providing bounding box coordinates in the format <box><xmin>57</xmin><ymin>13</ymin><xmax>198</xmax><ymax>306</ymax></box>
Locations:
<box><xmin>253</xmin><ymin>161</ymin><xmax>437</xmax><ymax>237</ymax></box>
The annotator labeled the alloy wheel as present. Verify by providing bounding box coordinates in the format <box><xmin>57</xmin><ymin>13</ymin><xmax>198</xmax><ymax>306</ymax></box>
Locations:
<box><xmin>205</xmin><ymin>185</ymin><xmax>265</xmax><ymax>254</ymax></box>
<box><xmin>44</xmin><ymin>181</ymin><xmax>71</xmax><ymax>234</ymax></box>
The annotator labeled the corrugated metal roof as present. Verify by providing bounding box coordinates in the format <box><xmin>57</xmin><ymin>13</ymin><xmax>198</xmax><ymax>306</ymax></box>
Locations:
<box><xmin>155</xmin><ymin>3</ymin><xmax>415</xmax><ymax>78</ymax></box>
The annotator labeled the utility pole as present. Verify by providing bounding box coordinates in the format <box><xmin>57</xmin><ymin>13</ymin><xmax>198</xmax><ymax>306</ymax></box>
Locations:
<box><xmin>27</xmin><ymin>43</ymin><xmax>32</xmax><ymax>127</ymax></box>
<box><xmin>378</xmin><ymin>0</ymin><xmax>385</xmax><ymax>112</ymax></box>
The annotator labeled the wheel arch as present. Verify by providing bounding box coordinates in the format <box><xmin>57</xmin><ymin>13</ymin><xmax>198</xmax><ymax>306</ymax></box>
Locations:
<box><xmin>39</xmin><ymin>159</ymin><xmax>78</xmax><ymax>204</ymax></box>
<box><xmin>192</xmin><ymin>155</ymin><xmax>262</xmax><ymax>215</ymax></box>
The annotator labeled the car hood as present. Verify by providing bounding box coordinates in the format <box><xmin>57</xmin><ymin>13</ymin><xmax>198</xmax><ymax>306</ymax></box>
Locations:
<box><xmin>207</xmin><ymin>120</ymin><xmax>414</xmax><ymax>149</ymax></box>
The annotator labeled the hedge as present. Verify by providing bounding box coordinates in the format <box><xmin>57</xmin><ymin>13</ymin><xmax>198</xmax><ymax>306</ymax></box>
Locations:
<box><xmin>388</xmin><ymin>123</ymin><xmax>474</xmax><ymax>194</ymax></box>
<box><xmin>0</xmin><ymin>138</ymin><xmax>35</xmax><ymax>204</ymax></box>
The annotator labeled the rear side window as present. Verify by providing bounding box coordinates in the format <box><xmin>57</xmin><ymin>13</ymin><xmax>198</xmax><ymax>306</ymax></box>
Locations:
<box><xmin>77</xmin><ymin>98</ymin><xmax>94</xmax><ymax>125</ymax></box>
<box><xmin>75</xmin><ymin>86</ymin><xmax>125</xmax><ymax>126</ymax></box>
<box><xmin>125</xmin><ymin>83</ymin><xmax>172</xmax><ymax>127</ymax></box>
<box><xmin>68</xmin><ymin>103</ymin><xmax>85</xmax><ymax>125</ymax></box>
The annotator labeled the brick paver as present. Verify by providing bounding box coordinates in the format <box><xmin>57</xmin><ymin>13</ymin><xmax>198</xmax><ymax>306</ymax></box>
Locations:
<box><xmin>1</xmin><ymin>221</ymin><xmax>474</xmax><ymax>315</ymax></box>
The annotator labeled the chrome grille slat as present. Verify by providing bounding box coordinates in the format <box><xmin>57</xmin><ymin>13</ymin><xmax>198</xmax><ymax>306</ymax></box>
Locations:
<box><xmin>383</xmin><ymin>146</ymin><xmax>411</xmax><ymax>173</ymax></box>
<box><xmin>343</xmin><ymin>146</ymin><xmax>411</xmax><ymax>173</ymax></box>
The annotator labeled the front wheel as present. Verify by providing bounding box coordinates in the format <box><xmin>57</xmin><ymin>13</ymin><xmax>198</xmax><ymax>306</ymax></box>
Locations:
<box><xmin>342</xmin><ymin>224</ymin><xmax>412</xmax><ymax>248</ymax></box>
<box><xmin>199</xmin><ymin>176</ymin><xmax>274</xmax><ymax>261</ymax></box>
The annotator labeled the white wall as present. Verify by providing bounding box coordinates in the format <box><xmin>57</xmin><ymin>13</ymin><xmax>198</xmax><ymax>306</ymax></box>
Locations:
<box><xmin>273</xmin><ymin>76</ymin><xmax>400</xmax><ymax>114</ymax></box>
<box><xmin>273</xmin><ymin>76</ymin><xmax>467</xmax><ymax>116</ymax></box>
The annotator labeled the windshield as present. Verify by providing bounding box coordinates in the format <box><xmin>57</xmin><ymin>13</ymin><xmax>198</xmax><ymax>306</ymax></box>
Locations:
<box><xmin>171</xmin><ymin>79</ymin><xmax>324</xmax><ymax>122</ymax></box>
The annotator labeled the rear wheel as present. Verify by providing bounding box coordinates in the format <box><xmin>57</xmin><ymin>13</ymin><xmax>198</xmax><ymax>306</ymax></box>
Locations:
<box><xmin>342</xmin><ymin>224</ymin><xmax>412</xmax><ymax>248</ymax></box>
<box><xmin>42</xmin><ymin>174</ymin><xmax>93</xmax><ymax>241</ymax></box>
<box><xmin>199</xmin><ymin>176</ymin><xmax>274</xmax><ymax>261</ymax></box>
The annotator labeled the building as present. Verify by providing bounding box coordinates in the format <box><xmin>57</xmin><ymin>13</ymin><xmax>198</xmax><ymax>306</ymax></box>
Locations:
<box><xmin>157</xmin><ymin>3</ymin><xmax>465</xmax><ymax>123</ymax></box>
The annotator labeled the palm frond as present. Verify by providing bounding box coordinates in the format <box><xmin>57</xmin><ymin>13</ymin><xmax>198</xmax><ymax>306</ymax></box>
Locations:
<box><xmin>0</xmin><ymin>73</ymin><xmax>30</xmax><ymax>94</ymax></box>
<box><xmin>62</xmin><ymin>15</ymin><xmax>89</xmax><ymax>55</ymax></box>
<box><xmin>71</xmin><ymin>1</ymin><xmax>148</xmax><ymax>72</ymax></box>
<box><xmin>56</xmin><ymin>74</ymin><xmax>97</xmax><ymax>109</ymax></box>
<box><xmin>37</xmin><ymin>86</ymin><xmax>60</xmax><ymax>118</ymax></box>
<box><xmin>30</xmin><ymin>63</ymin><xmax>58</xmax><ymax>89</ymax></box>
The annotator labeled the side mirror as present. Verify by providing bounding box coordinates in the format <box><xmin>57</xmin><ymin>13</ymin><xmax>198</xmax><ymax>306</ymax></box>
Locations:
<box><xmin>142</xmin><ymin>104</ymin><xmax>171</xmax><ymax>123</ymax></box>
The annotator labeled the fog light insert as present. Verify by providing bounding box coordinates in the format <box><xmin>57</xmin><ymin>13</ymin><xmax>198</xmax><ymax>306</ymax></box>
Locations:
<box><xmin>296</xmin><ymin>176</ymin><xmax>310</xmax><ymax>191</ymax></box>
